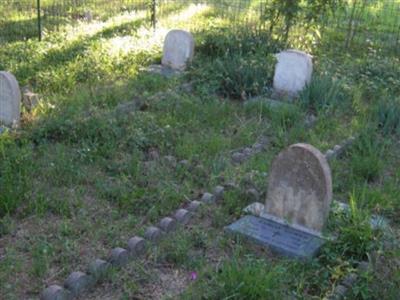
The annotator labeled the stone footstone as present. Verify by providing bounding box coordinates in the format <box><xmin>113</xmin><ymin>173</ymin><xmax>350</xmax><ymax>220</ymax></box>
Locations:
<box><xmin>128</xmin><ymin>236</ymin><xmax>147</xmax><ymax>256</ymax></box>
<box><xmin>201</xmin><ymin>192</ymin><xmax>215</xmax><ymax>204</ymax></box>
<box><xmin>162</xmin><ymin>30</ymin><xmax>195</xmax><ymax>71</ymax></box>
<box><xmin>342</xmin><ymin>273</ymin><xmax>358</xmax><ymax>288</ymax></box>
<box><xmin>187</xmin><ymin>200</ymin><xmax>202</xmax><ymax>212</ymax></box>
<box><xmin>109</xmin><ymin>247</ymin><xmax>130</xmax><ymax>267</ymax></box>
<box><xmin>41</xmin><ymin>285</ymin><xmax>72</xmax><ymax>300</ymax></box>
<box><xmin>87</xmin><ymin>259</ymin><xmax>110</xmax><ymax>281</ymax></box>
<box><xmin>64</xmin><ymin>271</ymin><xmax>94</xmax><ymax>296</ymax></box>
<box><xmin>225</xmin><ymin>215</ymin><xmax>325</xmax><ymax>259</ymax></box>
<box><xmin>0</xmin><ymin>71</ymin><xmax>21</xmax><ymax>126</ymax></box>
<box><xmin>22</xmin><ymin>89</ymin><xmax>39</xmax><ymax>112</ymax></box>
<box><xmin>330</xmin><ymin>285</ymin><xmax>348</xmax><ymax>300</ymax></box>
<box><xmin>213</xmin><ymin>186</ymin><xmax>225</xmax><ymax>201</ymax></box>
<box><xmin>232</xmin><ymin>152</ymin><xmax>246</xmax><ymax>164</ymax></box>
<box><xmin>273</xmin><ymin>50</ymin><xmax>313</xmax><ymax>97</ymax></box>
<box><xmin>147</xmin><ymin>64</ymin><xmax>181</xmax><ymax>78</ymax></box>
<box><xmin>158</xmin><ymin>217</ymin><xmax>177</xmax><ymax>232</ymax></box>
<box><xmin>144</xmin><ymin>226</ymin><xmax>164</xmax><ymax>242</ymax></box>
<box><xmin>174</xmin><ymin>208</ymin><xmax>192</xmax><ymax>225</ymax></box>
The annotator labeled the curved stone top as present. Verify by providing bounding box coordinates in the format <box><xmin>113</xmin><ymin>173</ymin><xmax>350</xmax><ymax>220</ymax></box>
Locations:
<box><xmin>273</xmin><ymin>49</ymin><xmax>313</xmax><ymax>97</ymax></box>
<box><xmin>161</xmin><ymin>30</ymin><xmax>195</xmax><ymax>71</ymax></box>
<box><xmin>265</xmin><ymin>143</ymin><xmax>332</xmax><ymax>233</ymax></box>
<box><xmin>0</xmin><ymin>71</ymin><xmax>21</xmax><ymax>126</ymax></box>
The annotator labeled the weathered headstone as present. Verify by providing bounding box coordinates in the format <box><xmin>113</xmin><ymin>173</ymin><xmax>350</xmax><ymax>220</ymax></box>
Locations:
<box><xmin>265</xmin><ymin>143</ymin><xmax>332</xmax><ymax>233</ymax></box>
<box><xmin>273</xmin><ymin>50</ymin><xmax>313</xmax><ymax>97</ymax></box>
<box><xmin>226</xmin><ymin>143</ymin><xmax>332</xmax><ymax>259</ymax></box>
<box><xmin>162</xmin><ymin>30</ymin><xmax>195</xmax><ymax>71</ymax></box>
<box><xmin>0</xmin><ymin>71</ymin><xmax>21</xmax><ymax>126</ymax></box>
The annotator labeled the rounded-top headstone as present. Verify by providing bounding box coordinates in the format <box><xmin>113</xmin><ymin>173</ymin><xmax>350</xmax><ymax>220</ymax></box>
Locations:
<box><xmin>161</xmin><ymin>30</ymin><xmax>195</xmax><ymax>71</ymax></box>
<box><xmin>265</xmin><ymin>143</ymin><xmax>332</xmax><ymax>233</ymax></box>
<box><xmin>0</xmin><ymin>71</ymin><xmax>21</xmax><ymax>126</ymax></box>
<box><xmin>273</xmin><ymin>50</ymin><xmax>313</xmax><ymax>97</ymax></box>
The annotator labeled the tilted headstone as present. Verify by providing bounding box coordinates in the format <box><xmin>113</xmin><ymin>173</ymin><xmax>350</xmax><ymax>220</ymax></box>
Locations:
<box><xmin>161</xmin><ymin>30</ymin><xmax>195</xmax><ymax>71</ymax></box>
<box><xmin>0</xmin><ymin>71</ymin><xmax>21</xmax><ymax>126</ymax></box>
<box><xmin>273</xmin><ymin>50</ymin><xmax>313</xmax><ymax>97</ymax></box>
<box><xmin>226</xmin><ymin>143</ymin><xmax>332</xmax><ymax>259</ymax></box>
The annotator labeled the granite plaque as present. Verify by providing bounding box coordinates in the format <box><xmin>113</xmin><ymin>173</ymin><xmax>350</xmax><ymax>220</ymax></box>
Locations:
<box><xmin>225</xmin><ymin>215</ymin><xmax>325</xmax><ymax>259</ymax></box>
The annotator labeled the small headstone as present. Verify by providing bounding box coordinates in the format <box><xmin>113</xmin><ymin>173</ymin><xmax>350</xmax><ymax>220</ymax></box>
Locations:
<box><xmin>87</xmin><ymin>259</ymin><xmax>110</xmax><ymax>281</ymax></box>
<box><xmin>158</xmin><ymin>217</ymin><xmax>177</xmax><ymax>232</ymax></box>
<box><xmin>41</xmin><ymin>285</ymin><xmax>72</xmax><ymax>300</ymax></box>
<box><xmin>213</xmin><ymin>186</ymin><xmax>225</xmax><ymax>200</ymax></box>
<box><xmin>201</xmin><ymin>192</ymin><xmax>215</xmax><ymax>204</ymax></box>
<box><xmin>127</xmin><ymin>236</ymin><xmax>146</xmax><ymax>256</ymax></box>
<box><xmin>173</xmin><ymin>208</ymin><xmax>192</xmax><ymax>224</ymax></box>
<box><xmin>273</xmin><ymin>50</ymin><xmax>313</xmax><ymax>97</ymax></box>
<box><xmin>0</xmin><ymin>71</ymin><xmax>21</xmax><ymax>126</ymax></box>
<box><xmin>109</xmin><ymin>247</ymin><xmax>129</xmax><ymax>266</ymax></box>
<box><xmin>162</xmin><ymin>30</ymin><xmax>195</xmax><ymax>71</ymax></box>
<box><xmin>226</xmin><ymin>143</ymin><xmax>332</xmax><ymax>259</ymax></box>
<box><xmin>144</xmin><ymin>226</ymin><xmax>164</xmax><ymax>242</ymax></box>
<box><xmin>64</xmin><ymin>271</ymin><xmax>94</xmax><ymax>296</ymax></box>
<box><xmin>187</xmin><ymin>200</ymin><xmax>202</xmax><ymax>212</ymax></box>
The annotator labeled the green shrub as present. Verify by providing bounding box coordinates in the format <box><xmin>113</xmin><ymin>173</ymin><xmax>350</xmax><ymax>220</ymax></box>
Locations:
<box><xmin>299</xmin><ymin>74</ymin><xmax>343</xmax><ymax>113</ymax></box>
<box><xmin>0</xmin><ymin>135</ymin><xmax>33</xmax><ymax>216</ymax></box>
<box><xmin>213</xmin><ymin>53</ymin><xmax>276</xmax><ymax>100</ymax></box>
<box><xmin>375</xmin><ymin>97</ymin><xmax>400</xmax><ymax>135</ymax></box>
<box><xmin>183</xmin><ymin>257</ymin><xmax>286</xmax><ymax>300</ymax></box>
<box><xmin>348</xmin><ymin>131</ymin><xmax>384</xmax><ymax>183</ymax></box>
<box><xmin>191</xmin><ymin>29</ymin><xmax>279</xmax><ymax>100</ymax></box>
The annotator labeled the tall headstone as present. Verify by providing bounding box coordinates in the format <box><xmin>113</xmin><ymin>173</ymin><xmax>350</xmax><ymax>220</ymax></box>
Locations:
<box><xmin>0</xmin><ymin>71</ymin><xmax>21</xmax><ymax>126</ymax></box>
<box><xmin>226</xmin><ymin>143</ymin><xmax>332</xmax><ymax>259</ymax></box>
<box><xmin>161</xmin><ymin>30</ymin><xmax>195</xmax><ymax>71</ymax></box>
<box><xmin>273</xmin><ymin>50</ymin><xmax>313</xmax><ymax>97</ymax></box>
<box><xmin>265</xmin><ymin>143</ymin><xmax>332</xmax><ymax>234</ymax></box>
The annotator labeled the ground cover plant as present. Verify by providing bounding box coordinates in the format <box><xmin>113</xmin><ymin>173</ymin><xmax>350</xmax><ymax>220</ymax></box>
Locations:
<box><xmin>0</xmin><ymin>1</ymin><xmax>400</xmax><ymax>299</ymax></box>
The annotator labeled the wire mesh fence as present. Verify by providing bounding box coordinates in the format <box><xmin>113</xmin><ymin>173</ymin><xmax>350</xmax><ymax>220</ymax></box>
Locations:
<box><xmin>1</xmin><ymin>0</ymin><xmax>399</xmax><ymax>55</ymax></box>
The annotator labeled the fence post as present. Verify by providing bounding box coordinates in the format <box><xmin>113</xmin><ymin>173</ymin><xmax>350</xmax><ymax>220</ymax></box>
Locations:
<box><xmin>151</xmin><ymin>0</ymin><xmax>157</xmax><ymax>31</ymax></box>
<box><xmin>37</xmin><ymin>0</ymin><xmax>42</xmax><ymax>41</ymax></box>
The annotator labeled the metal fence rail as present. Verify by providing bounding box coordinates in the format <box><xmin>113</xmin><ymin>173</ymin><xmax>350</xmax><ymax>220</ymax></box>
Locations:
<box><xmin>1</xmin><ymin>0</ymin><xmax>399</xmax><ymax>55</ymax></box>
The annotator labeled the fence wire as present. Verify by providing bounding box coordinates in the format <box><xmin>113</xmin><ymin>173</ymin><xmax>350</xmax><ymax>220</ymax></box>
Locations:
<box><xmin>1</xmin><ymin>0</ymin><xmax>399</xmax><ymax>55</ymax></box>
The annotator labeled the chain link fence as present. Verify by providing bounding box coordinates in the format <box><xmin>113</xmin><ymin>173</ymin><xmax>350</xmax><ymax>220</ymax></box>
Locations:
<box><xmin>1</xmin><ymin>0</ymin><xmax>399</xmax><ymax>54</ymax></box>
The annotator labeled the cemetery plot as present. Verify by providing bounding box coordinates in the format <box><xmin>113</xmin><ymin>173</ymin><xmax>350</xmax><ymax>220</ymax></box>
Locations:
<box><xmin>0</xmin><ymin>2</ymin><xmax>399</xmax><ymax>300</ymax></box>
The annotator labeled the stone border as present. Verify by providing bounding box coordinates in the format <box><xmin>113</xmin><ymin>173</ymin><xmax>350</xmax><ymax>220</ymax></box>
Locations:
<box><xmin>40</xmin><ymin>185</ymin><xmax>225</xmax><ymax>300</ymax></box>
<box><xmin>325</xmin><ymin>136</ymin><xmax>357</xmax><ymax>161</ymax></box>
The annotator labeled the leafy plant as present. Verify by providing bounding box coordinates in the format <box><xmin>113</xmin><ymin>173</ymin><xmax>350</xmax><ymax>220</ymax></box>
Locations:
<box><xmin>299</xmin><ymin>74</ymin><xmax>343</xmax><ymax>113</ymax></box>
<box><xmin>348</xmin><ymin>131</ymin><xmax>385</xmax><ymax>183</ymax></box>
<box><xmin>375</xmin><ymin>97</ymin><xmax>400</xmax><ymax>136</ymax></box>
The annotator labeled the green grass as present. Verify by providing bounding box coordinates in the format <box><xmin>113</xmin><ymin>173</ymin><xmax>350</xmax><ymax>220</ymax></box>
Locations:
<box><xmin>0</xmin><ymin>1</ymin><xmax>400</xmax><ymax>299</ymax></box>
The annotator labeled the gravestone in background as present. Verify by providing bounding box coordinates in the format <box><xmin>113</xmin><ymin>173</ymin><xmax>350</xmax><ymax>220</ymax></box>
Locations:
<box><xmin>273</xmin><ymin>50</ymin><xmax>313</xmax><ymax>97</ymax></box>
<box><xmin>226</xmin><ymin>143</ymin><xmax>332</xmax><ymax>259</ymax></box>
<box><xmin>161</xmin><ymin>30</ymin><xmax>195</xmax><ymax>71</ymax></box>
<box><xmin>0</xmin><ymin>71</ymin><xmax>21</xmax><ymax>126</ymax></box>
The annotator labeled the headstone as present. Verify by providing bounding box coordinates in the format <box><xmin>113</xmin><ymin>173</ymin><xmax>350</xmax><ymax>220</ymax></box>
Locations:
<box><xmin>0</xmin><ymin>71</ymin><xmax>21</xmax><ymax>126</ymax></box>
<box><xmin>265</xmin><ymin>143</ymin><xmax>332</xmax><ymax>233</ymax></box>
<box><xmin>226</xmin><ymin>143</ymin><xmax>332</xmax><ymax>259</ymax></box>
<box><xmin>161</xmin><ymin>30</ymin><xmax>195</xmax><ymax>71</ymax></box>
<box><xmin>273</xmin><ymin>50</ymin><xmax>313</xmax><ymax>97</ymax></box>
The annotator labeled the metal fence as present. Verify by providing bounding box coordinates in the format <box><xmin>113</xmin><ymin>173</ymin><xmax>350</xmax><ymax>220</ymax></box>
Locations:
<box><xmin>1</xmin><ymin>0</ymin><xmax>399</xmax><ymax>55</ymax></box>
